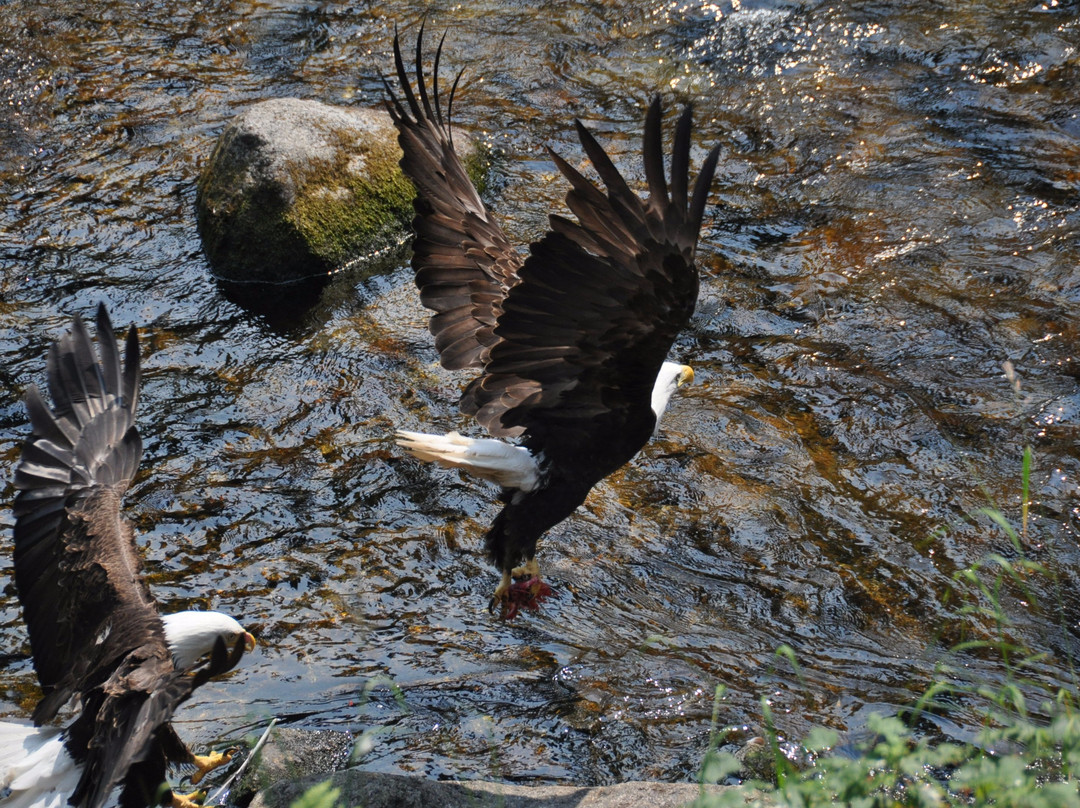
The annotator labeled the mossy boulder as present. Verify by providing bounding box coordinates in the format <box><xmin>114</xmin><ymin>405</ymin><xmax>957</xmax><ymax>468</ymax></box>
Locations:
<box><xmin>196</xmin><ymin>97</ymin><xmax>488</xmax><ymax>289</ymax></box>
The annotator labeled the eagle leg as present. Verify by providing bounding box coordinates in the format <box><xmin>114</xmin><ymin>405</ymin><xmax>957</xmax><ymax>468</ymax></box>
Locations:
<box><xmin>189</xmin><ymin>748</ymin><xmax>236</xmax><ymax>785</ymax></box>
<box><xmin>171</xmin><ymin>788</ymin><xmax>208</xmax><ymax>808</ymax></box>
<box><xmin>511</xmin><ymin>557</ymin><xmax>540</xmax><ymax>580</ymax></box>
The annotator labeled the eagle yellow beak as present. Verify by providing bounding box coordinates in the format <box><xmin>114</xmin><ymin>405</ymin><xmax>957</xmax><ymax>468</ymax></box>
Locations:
<box><xmin>676</xmin><ymin>365</ymin><xmax>695</xmax><ymax>387</ymax></box>
<box><xmin>243</xmin><ymin>632</ymin><xmax>257</xmax><ymax>653</ymax></box>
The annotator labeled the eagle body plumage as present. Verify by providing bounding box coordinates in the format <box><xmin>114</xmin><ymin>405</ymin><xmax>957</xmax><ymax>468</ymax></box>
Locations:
<box><xmin>3</xmin><ymin>306</ymin><xmax>253</xmax><ymax>808</ymax></box>
<box><xmin>386</xmin><ymin>28</ymin><xmax>718</xmax><ymax>613</ymax></box>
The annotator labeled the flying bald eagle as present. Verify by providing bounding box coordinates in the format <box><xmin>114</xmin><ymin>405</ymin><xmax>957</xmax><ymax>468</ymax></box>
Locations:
<box><xmin>0</xmin><ymin>305</ymin><xmax>256</xmax><ymax>808</ymax></box>
<box><xmin>385</xmin><ymin>30</ymin><xmax>719</xmax><ymax>617</ymax></box>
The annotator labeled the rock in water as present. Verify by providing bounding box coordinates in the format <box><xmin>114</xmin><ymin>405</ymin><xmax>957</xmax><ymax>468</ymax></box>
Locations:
<box><xmin>196</xmin><ymin>98</ymin><xmax>413</xmax><ymax>288</ymax></box>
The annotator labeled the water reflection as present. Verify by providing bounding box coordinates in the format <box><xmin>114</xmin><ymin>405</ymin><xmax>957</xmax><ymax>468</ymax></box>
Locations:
<box><xmin>0</xmin><ymin>0</ymin><xmax>1078</xmax><ymax>789</ymax></box>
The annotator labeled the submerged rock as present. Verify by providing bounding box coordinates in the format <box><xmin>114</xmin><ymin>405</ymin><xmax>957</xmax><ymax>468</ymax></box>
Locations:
<box><xmin>196</xmin><ymin>98</ymin><xmax>413</xmax><ymax>288</ymax></box>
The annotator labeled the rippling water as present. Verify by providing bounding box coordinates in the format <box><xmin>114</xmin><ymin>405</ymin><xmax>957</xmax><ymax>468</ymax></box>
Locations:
<box><xmin>1</xmin><ymin>0</ymin><xmax>1079</xmax><ymax>789</ymax></box>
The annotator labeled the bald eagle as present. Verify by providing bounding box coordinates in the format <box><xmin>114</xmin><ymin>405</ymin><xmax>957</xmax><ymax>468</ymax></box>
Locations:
<box><xmin>0</xmin><ymin>305</ymin><xmax>256</xmax><ymax>808</ymax></box>
<box><xmin>385</xmin><ymin>30</ymin><xmax>720</xmax><ymax>616</ymax></box>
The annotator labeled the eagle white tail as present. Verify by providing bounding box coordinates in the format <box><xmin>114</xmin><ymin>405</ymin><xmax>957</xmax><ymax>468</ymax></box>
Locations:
<box><xmin>396</xmin><ymin>431</ymin><xmax>540</xmax><ymax>491</ymax></box>
<box><xmin>0</xmin><ymin>722</ymin><xmax>80</xmax><ymax>808</ymax></box>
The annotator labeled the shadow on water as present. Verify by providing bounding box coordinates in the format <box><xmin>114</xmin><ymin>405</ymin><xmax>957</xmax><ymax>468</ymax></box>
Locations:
<box><xmin>213</xmin><ymin>245</ymin><xmax>411</xmax><ymax>335</ymax></box>
<box><xmin>1</xmin><ymin>0</ymin><xmax>1079</xmax><ymax>789</ymax></box>
<box><xmin>215</xmin><ymin>276</ymin><xmax>331</xmax><ymax>331</ymax></box>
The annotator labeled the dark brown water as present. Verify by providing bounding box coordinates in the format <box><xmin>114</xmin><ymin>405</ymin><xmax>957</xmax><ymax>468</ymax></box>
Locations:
<box><xmin>1</xmin><ymin>0</ymin><xmax>1079</xmax><ymax>789</ymax></box>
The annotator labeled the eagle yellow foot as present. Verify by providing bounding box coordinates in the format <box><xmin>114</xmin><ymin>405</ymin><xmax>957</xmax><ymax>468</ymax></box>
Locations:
<box><xmin>511</xmin><ymin>558</ymin><xmax>541</xmax><ymax>580</ymax></box>
<box><xmin>171</xmin><ymin>789</ymin><xmax>207</xmax><ymax>808</ymax></box>
<box><xmin>190</xmin><ymin>748</ymin><xmax>236</xmax><ymax>785</ymax></box>
<box><xmin>488</xmin><ymin>566</ymin><xmax>553</xmax><ymax>620</ymax></box>
<box><xmin>488</xmin><ymin>570</ymin><xmax>513</xmax><ymax>615</ymax></box>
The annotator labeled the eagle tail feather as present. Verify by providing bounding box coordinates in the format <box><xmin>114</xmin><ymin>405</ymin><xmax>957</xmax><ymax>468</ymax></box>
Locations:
<box><xmin>0</xmin><ymin>721</ymin><xmax>80</xmax><ymax>808</ymax></box>
<box><xmin>395</xmin><ymin>430</ymin><xmax>539</xmax><ymax>491</ymax></box>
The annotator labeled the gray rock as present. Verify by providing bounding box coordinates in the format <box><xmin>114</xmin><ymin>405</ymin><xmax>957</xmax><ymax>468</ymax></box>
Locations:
<box><xmin>250</xmin><ymin>771</ymin><xmax>735</xmax><ymax>808</ymax></box>
<box><xmin>235</xmin><ymin>727</ymin><xmax>356</xmax><ymax>801</ymax></box>
<box><xmin>195</xmin><ymin>98</ymin><xmax>418</xmax><ymax>286</ymax></box>
<box><xmin>240</xmin><ymin>729</ymin><xmax>758</xmax><ymax>808</ymax></box>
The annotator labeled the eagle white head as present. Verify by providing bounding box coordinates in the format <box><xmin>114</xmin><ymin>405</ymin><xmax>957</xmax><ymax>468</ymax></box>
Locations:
<box><xmin>651</xmin><ymin>361</ymin><xmax>695</xmax><ymax>429</ymax></box>
<box><xmin>160</xmin><ymin>611</ymin><xmax>256</xmax><ymax>670</ymax></box>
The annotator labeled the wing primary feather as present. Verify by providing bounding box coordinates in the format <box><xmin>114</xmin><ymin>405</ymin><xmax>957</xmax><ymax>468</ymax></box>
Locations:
<box><xmin>414</xmin><ymin>19</ymin><xmax>437</xmax><ymax>127</ymax></box>
<box><xmin>432</xmin><ymin>29</ymin><xmax>448</xmax><ymax>127</ymax></box>
<box><xmin>670</xmin><ymin>103</ymin><xmax>693</xmax><ymax>213</ymax></box>
<box><xmin>122</xmin><ymin>324</ymin><xmax>140</xmax><ymax>414</ymax></box>
<box><xmin>571</xmin><ymin>120</ymin><xmax>640</xmax><ymax>214</ymax></box>
<box><xmin>446</xmin><ymin>67</ymin><xmax>465</xmax><ymax>149</ymax></box>
<box><xmin>545</xmin><ymin>147</ymin><xmax>610</xmax><ymax>211</ymax></box>
<box><xmin>393</xmin><ymin>30</ymin><xmax>421</xmax><ymax>124</ymax></box>
<box><xmin>643</xmin><ymin>96</ymin><xmax>668</xmax><ymax>207</ymax></box>
<box><xmin>381</xmin><ymin>73</ymin><xmax>405</xmax><ymax>121</ymax></box>
<box><xmin>380</xmin><ymin>29</ymin><xmax>407</xmax><ymax>121</ymax></box>
<box><xmin>70</xmin><ymin>316</ymin><xmax>104</xmax><ymax>419</ymax></box>
<box><xmin>24</xmin><ymin>385</ymin><xmax>71</xmax><ymax>447</ymax></box>
<box><xmin>94</xmin><ymin>304</ymin><xmax>123</xmax><ymax>407</ymax></box>
<box><xmin>53</xmin><ymin>316</ymin><xmax>99</xmax><ymax>427</ymax></box>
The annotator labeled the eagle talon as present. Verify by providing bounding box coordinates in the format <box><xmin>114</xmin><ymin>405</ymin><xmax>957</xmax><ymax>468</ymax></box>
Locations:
<box><xmin>172</xmin><ymin>788</ymin><xmax>207</xmax><ymax>808</ymax></box>
<box><xmin>492</xmin><ymin>573</ymin><xmax>553</xmax><ymax>621</ymax></box>
<box><xmin>489</xmin><ymin>571</ymin><xmax>513</xmax><ymax>615</ymax></box>
<box><xmin>190</xmin><ymin>748</ymin><xmax>236</xmax><ymax>785</ymax></box>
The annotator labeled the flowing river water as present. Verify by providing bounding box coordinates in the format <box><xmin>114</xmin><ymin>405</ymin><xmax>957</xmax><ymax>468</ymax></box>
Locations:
<box><xmin>1</xmin><ymin>0</ymin><xmax>1079</xmax><ymax>789</ymax></box>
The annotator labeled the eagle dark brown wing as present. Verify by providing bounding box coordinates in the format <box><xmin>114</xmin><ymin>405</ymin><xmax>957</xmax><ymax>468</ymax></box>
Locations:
<box><xmin>461</xmin><ymin>98</ymin><xmax>721</xmax><ymax>450</ymax></box>
<box><xmin>388</xmin><ymin>31</ymin><xmax>719</xmax><ymax>448</ymax></box>
<box><xmin>70</xmin><ymin>635</ymin><xmax>249</xmax><ymax>808</ymax></box>
<box><xmin>384</xmin><ymin>26</ymin><xmax>524</xmax><ymax>372</ymax></box>
<box><xmin>12</xmin><ymin>304</ymin><xmax>155</xmax><ymax>724</ymax></box>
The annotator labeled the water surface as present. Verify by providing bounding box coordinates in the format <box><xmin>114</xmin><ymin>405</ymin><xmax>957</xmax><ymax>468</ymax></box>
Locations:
<box><xmin>1</xmin><ymin>0</ymin><xmax>1079</xmax><ymax>788</ymax></box>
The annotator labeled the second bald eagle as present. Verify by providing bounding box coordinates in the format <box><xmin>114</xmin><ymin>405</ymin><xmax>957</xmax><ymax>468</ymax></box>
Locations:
<box><xmin>386</xmin><ymin>30</ymin><xmax>719</xmax><ymax>616</ymax></box>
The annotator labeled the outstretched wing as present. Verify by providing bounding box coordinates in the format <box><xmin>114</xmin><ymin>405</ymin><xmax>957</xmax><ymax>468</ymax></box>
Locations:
<box><xmin>460</xmin><ymin>97</ymin><xmax>721</xmax><ymax>449</ymax></box>
<box><xmin>11</xmin><ymin>304</ymin><xmax>163</xmax><ymax>722</ymax></box>
<box><xmin>384</xmin><ymin>26</ymin><xmax>524</xmax><ymax>372</ymax></box>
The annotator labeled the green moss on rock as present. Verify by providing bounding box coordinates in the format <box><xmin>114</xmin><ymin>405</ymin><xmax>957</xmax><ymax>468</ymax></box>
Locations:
<box><xmin>288</xmin><ymin>127</ymin><xmax>416</xmax><ymax>267</ymax></box>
